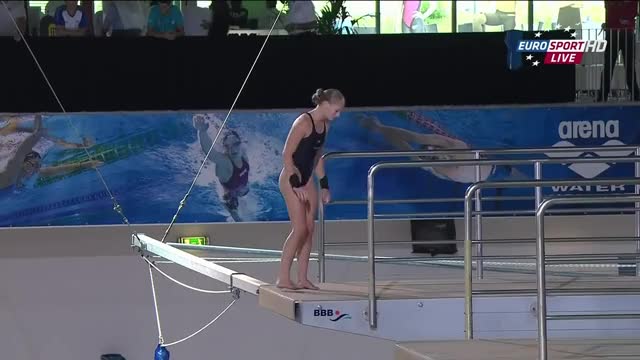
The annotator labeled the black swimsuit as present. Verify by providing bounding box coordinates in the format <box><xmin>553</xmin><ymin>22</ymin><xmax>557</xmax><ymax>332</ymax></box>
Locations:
<box><xmin>291</xmin><ymin>112</ymin><xmax>326</xmax><ymax>186</ymax></box>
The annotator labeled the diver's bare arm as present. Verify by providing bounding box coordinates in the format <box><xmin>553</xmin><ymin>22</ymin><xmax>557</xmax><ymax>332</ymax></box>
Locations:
<box><xmin>0</xmin><ymin>121</ymin><xmax>44</xmax><ymax>188</ymax></box>
<box><xmin>45</xmin><ymin>136</ymin><xmax>87</xmax><ymax>149</ymax></box>
<box><xmin>39</xmin><ymin>161</ymin><xmax>97</xmax><ymax>177</ymax></box>
<box><xmin>197</xmin><ymin>127</ymin><xmax>226</xmax><ymax>164</ymax></box>
<box><xmin>376</xmin><ymin>123</ymin><xmax>462</xmax><ymax>149</ymax></box>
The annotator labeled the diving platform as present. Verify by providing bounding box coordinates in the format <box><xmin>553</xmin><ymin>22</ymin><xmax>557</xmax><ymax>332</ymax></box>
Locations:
<box><xmin>259</xmin><ymin>277</ymin><xmax>640</xmax><ymax>342</ymax></box>
<box><xmin>133</xmin><ymin>234</ymin><xmax>640</xmax><ymax>343</ymax></box>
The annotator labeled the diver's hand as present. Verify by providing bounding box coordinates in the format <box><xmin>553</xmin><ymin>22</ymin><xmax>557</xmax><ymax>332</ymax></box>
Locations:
<box><xmin>286</xmin><ymin>164</ymin><xmax>302</xmax><ymax>184</ymax></box>
<box><xmin>193</xmin><ymin>116</ymin><xmax>209</xmax><ymax>131</ymax></box>
<box><xmin>321</xmin><ymin>188</ymin><xmax>331</xmax><ymax>204</ymax></box>
<box><xmin>293</xmin><ymin>187</ymin><xmax>309</xmax><ymax>202</ymax></box>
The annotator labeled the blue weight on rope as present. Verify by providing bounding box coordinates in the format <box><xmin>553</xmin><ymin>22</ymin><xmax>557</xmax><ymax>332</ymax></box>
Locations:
<box><xmin>154</xmin><ymin>344</ymin><xmax>170</xmax><ymax>360</ymax></box>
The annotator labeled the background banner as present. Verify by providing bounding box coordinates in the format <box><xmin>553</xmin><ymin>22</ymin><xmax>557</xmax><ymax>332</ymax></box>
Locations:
<box><xmin>0</xmin><ymin>105</ymin><xmax>638</xmax><ymax>227</ymax></box>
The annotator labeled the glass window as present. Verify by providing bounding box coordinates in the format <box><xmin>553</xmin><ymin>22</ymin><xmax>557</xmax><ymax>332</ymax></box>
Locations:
<box><xmin>456</xmin><ymin>1</ymin><xmax>528</xmax><ymax>33</ymax></box>
<box><xmin>533</xmin><ymin>1</ymin><xmax>604</xmax><ymax>36</ymax></box>
<box><xmin>342</xmin><ymin>1</ymin><xmax>376</xmax><ymax>34</ymax></box>
<box><xmin>30</xmin><ymin>1</ymin><xmax>49</xmax><ymax>14</ymax></box>
<box><xmin>380</xmin><ymin>0</ymin><xmax>452</xmax><ymax>34</ymax></box>
<box><xmin>29</xmin><ymin>1</ymin><xmax>102</xmax><ymax>15</ymax></box>
<box><xmin>310</xmin><ymin>1</ymin><xmax>376</xmax><ymax>34</ymax></box>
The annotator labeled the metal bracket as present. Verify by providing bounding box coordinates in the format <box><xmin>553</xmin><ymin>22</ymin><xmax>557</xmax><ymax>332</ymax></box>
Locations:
<box><xmin>229</xmin><ymin>272</ymin><xmax>245</xmax><ymax>300</ymax></box>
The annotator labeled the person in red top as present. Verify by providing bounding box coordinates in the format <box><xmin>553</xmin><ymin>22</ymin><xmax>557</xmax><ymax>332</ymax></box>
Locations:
<box><xmin>601</xmin><ymin>0</ymin><xmax>639</xmax><ymax>101</ymax></box>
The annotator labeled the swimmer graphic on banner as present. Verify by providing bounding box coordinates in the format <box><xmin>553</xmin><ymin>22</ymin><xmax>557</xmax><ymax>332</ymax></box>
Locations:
<box><xmin>0</xmin><ymin>115</ymin><xmax>102</xmax><ymax>192</ymax></box>
<box><xmin>193</xmin><ymin>114</ymin><xmax>250</xmax><ymax>222</ymax></box>
<box><xmin>359</xmin><ymin>113</ymin><xmax>526</xmax><ymax>183</ymax></box>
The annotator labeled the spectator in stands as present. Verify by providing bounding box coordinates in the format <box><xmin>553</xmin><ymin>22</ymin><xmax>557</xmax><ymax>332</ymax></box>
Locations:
<box><xmin>285</xmin><ymin>0</ymin><xmax>317</xmax><ymax>35</ymax></box>
<box><xmin>147</xmin><ymin>0</ymin><xmax>184</xmax><ymax>40</ymax></box>
<box><xmin>0</xmin><ymin>0</ymin><xmax>26</xmax><ymax>40</ymax></box>
<box><xmin>229</xmin><ymin>1</ymin><xmax>248</xmax><ymax>28</ymax></box>
<box><xmin>54</xmin><ymin>0</ymin><xmax>90</xmax><ymax>37</ymax></box>
<box><xmin>601</xmin><ymin>0</ymin><xmax>639</xmax><ymax>101</ymax></box>
<box><xmin>102</xmin><ymin>1</ymin><xmax>146</xmax><ymax>37</ymax></box>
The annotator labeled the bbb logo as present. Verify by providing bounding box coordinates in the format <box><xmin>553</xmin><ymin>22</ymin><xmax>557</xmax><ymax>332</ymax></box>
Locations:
<box><xmin>313</xmin><ymin>308</ymin><xmax>351</xmax><ymax>322</ymax></box>
<box><xmin>545</xmin><ymin>120</ymin><xmax>634</xmax><ymax>179</ymax></box>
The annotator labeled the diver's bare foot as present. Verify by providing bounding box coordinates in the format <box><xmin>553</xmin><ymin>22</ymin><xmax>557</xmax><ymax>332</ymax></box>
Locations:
<box><xmin>297</xmin><ymin>280</ymin><xmax>319</xmax><ymax>290</ymax></box>
<box><xmin>276</xmin><ymin>279</ymin><xmax>298</xmax><ymax>290</ymax></box>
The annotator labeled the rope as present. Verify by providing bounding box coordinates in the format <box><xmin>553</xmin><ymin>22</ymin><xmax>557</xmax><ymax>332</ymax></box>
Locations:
<box><xmin>146</xmin><ymin>257</ymin><xmax>237</xmax><ymax>347</ymax></box>
<box><xmin>159</xmin><ymin>9</ymin><xmax>283</xmax><ymax>243</ymax></box>
<box><xmin>144</xmin><ymin>257</ymin><xmax>229</xmax><ymax>294</ymax></box>
<box><xmin>148</xmin><ymin>264</ymin><xmax>164</xmax><ymax>345</ymax></box>
<box><xmin>163</xmin><ymin>298</ymin><xmax>237</xmax><ymax>347</ymax></box>
<box><xmin>1</xmin><ymin>0</ymin><xmax>133</xmax><ymax>228</ymax></box>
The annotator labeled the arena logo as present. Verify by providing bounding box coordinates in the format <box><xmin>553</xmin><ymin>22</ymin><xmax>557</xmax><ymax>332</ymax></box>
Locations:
<box><xmin>545</xmin><ymin>120</ymin><xmax>634</xmax><ymax>192</ymax></box>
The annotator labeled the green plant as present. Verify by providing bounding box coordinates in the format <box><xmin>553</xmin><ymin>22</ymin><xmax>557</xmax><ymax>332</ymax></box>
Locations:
<box><xmin>317</xmin><ymin>0</ymin><xmax>373</xmax><ymax>35</ymax></box>
<box><xmin>428</xmin><ymin>9</ymin><xmax>444</xmax><ymax>21</ymax></box>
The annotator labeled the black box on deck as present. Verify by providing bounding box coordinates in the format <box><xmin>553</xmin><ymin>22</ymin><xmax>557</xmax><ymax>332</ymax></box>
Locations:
<box><xmin>410</xmin><ymin>219</ymin><xmax>458</xmax><ymax>256</ymax></box>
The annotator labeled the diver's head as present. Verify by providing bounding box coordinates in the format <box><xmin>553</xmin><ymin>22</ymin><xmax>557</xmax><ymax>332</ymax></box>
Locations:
<box><xmin>312</xmin><ymin>88</ymin><xmax>345</xmax><ymax>121</ymax></box>
<box><xmin>22</xmin><ymin>151</ymin><xmax>42</xmax><ymax>177</ymax></box>
<box><xmin>222</xmin><ymin>130</ymin><xmax>242</xmax><ymax>157</ymax></box>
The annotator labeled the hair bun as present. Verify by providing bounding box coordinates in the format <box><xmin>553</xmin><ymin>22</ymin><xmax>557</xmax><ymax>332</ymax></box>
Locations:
<box><xmin>311</xmin><ymin>88</ymin><xmax>344</xmax><ymax>106</ymax></box>
<box><xmin>311</xmin><ymin>88</ymin><xmax>325</xmax><ymax>105</ymax></box>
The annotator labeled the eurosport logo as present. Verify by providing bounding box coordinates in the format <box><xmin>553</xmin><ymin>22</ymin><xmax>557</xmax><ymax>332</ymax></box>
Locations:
<box><xmin>545</xmin><ymin>120</ymin><xmax>634</xmax><ymax>192</ymax></box>
<box><xmin>516</xmin><ymin>39</ymin><xmax>606</xmax><ymax>65</ymax></box>
<box><xmin>513</xmin><ymin>26</ymin><xmax>607</xmax><ymax>66</ymax></box>
<box><xmin>313</xmin><ymin>308</ymin><xmax>351</xmax><ymax>322</ymax></box>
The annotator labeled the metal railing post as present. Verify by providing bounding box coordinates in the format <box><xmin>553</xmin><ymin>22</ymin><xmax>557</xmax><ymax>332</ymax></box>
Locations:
<box><xmin>463</xmin><ymin>187</ymin><xmax>475</xmax><ymax>339</ymax></box>
<box><xmin>636</xmin><ymin>147</ymin><xmax>640</xmax><ymax>276</ymax></box>
<box><xmin>534</xmin><ymin>161</ymin><xmax>543</xmax><ymax>207</ymax></box>
<box><xmin>535</xmin><ymin>200</ymin><xmax>551</xmax><ymax>360</ymax></box>
<box><xmin>535</xmin><ymin>195</ymin><xmax>640</xmax><ymax>360</ymax></box>
<box><xmin>318</xmin><ymin>191</ymin><xmax>326</xmax><ymax>283</ymax></box>
<box><xmin>474</xmin><ymin>151</ymin><xmax>484</xmax><ymax>279</ymax></box>
<box><xmin>367</xmin><ymin>166</ymin><xmax>377</xmax><ymax>329</ymax></box>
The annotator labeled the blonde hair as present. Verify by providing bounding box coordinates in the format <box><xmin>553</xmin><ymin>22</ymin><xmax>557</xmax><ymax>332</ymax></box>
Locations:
<box><xmin>311</xmin><ymin>88</ymin><xmax>344</xmax><ymax>106</ymax></box>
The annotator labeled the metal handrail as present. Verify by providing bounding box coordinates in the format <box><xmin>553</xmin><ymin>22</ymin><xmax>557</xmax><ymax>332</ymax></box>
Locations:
<box><xmin>366</xmin><ymin>156</ymin><xmax>640</xmax><ymax>329</ymax></box>
<box><xmin>463</xmin><ymin>179</ymin><xmax>640</xmax><ymax>340</ymax></box>
<box><xmin>535</xmin><ymin>195</ymin><xmax>640</xmax><ymax>360</ymax></box>
<box><xmin>324</xmin><ymin>236</ymin><xmax>640</xmax><ymax>247</ymax></box>
<box><xmin>376</xmin><ymin>206</ymin><xmax>640</xmax><ymax>219</ymax></box>
<box><xmin>318</xmin><ymin>145</ymin><xmax>640</xmax><ymax>284</ymax></box>
<box><xmin>321</xmin><ymin>145</ymin><xmax>640</xmax><ymax>161</ymax></box>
